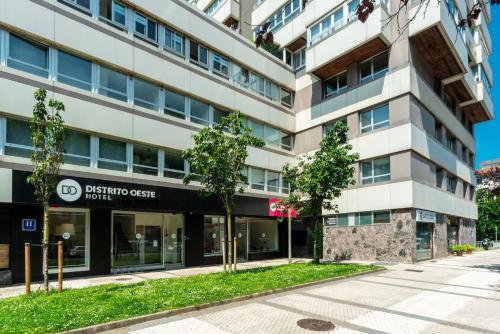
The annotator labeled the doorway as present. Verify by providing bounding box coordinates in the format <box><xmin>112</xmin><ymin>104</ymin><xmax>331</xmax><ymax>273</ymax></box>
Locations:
<box><xmin>416</xmin><ymin>223</ymin><xmax>433</xmax><ymax>261</ymax></box>
<box><xmin>235</xmin><ymin>219</ymin><xmax>248</xmax><ymax>261</ymax></box>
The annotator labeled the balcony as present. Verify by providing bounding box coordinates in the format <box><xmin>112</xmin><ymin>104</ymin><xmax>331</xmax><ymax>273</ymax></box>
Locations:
<box><xmin>212</xmin><ymin>0</ymin><xmax>240</xmax><ymax>24</ymax></box>
<box><xmin>409</xmin><ymin>0</ymin><xmax>468</xmax><ymax>79</ymax></box>
<box><xmin>305</xmin><ymin>4</ymin><xmax>391</xmax><ymax>78</ymax></box>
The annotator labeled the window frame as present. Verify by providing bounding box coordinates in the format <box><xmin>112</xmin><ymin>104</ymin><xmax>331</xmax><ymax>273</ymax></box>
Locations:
<box><xmin>134</xmin><ymin>12</ymin><xmax>158</xmax><ymax>44</ymax></box>
<box><xmin>164</xmin><ymin>88</ymin><xmax>186</xmax><ymax>119</ymax></box>
<box><xmin>132</xmin><ymin>143</ymin><xmax>158</xmax><ymax>176</ymax></box>
<box><xmin>323</xmin><ymin>71</ymin><xmax>347</xmax><ymax>98</ymax></box>
<box><xmin>360</xmin><ymin>104</ymin><xmax>390</xmax><ymax>133</ymax></box>
<box><xmin>361</xmin><ymin>157</ymin><xmax>391</xmax><ymax>184</ymax></box>
<box><xmin>63</xmin><ymin>129</ymin><xmax>91</xmax><ymax>167</ymax></box>
<box><xmin>98</xmin><ymin>66</ymin><xmax>129</xmax><ymax>102</ymax></box>
<box><xmin>359</xmin><ymin>50</ymin><xmax>389</xmax><ymax>83</ymax></box>
<box><xmin>133</xmin><ymin>77</ymin><xmax>160</xmax><ymax>111</ymax></box>
<box><xmin>97</xmin><ymin>137</ymin><xmax>128</xmax><ymax>172</ymax></box>
<box><xmin>212</xmin><ymin>52</ymin><xmax>229</xmax><ymax>77</ymax></box>
<box><xmin>7</xmin><ymin>33</ymin><xmax>49</xmax><ymax>78</ymax></box>
<box><xmin>4</xmin><ymin>118</ymin><xmax>34</xmax><ymax>158</ymax></box>
<box><xmin>203</xmin><ymin>215</ymin><xmax>225</xmax><ymax>256</ymax></box>
<box><xmin>164</xmin><ymin>27</ymin><xmax>185</xmax><ymax>56</ymax></box>
<box><xmin>56</xmin><ymin>50</ymin><xmax>93</xmax><ymax>91</ymax></box>
<box><xmin>190</xmin><ymin>42</ymin><xmax>209</xmax><ymax>68</ymax></box>
<box><xmin>163</xmin><ymin>148</ymin><xmax>186</xmax><ymax>179</ymax></box>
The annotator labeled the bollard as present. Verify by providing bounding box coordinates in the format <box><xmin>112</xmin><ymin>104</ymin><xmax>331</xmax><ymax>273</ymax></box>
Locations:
<box><xmin>233</xmin><ymin>237</ymin><xmax>237</xmax><ymax>272</ymax></box>
<box><xmin>221</xmin><ymin>238</ymin><xmax>227</xmax><ymax>272</ymax></box>
<box><xmin>57</xmin><ymin>241</ymin><xmax>63</xmax><ymax>292</ymax></box>
<box><xmin>25</xmin><ymin>243</ymin><xmax>31</xmax><ymax>295</ymax></box>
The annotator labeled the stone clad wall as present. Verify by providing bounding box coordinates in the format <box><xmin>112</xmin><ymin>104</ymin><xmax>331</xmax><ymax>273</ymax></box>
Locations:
<box><xmin>433</xmin><ymin>220</ymin><xmax>449</xmax><ymax>258</ymax></box>
<box><xmin>459</xmin><ymin>219</ymin><xmax>476</xmax><ymax>245</ymax></box>
<box><xmin>323</xmin><ymin>210</ymin><xmax>416</xmax><ymax>263</ymax></box>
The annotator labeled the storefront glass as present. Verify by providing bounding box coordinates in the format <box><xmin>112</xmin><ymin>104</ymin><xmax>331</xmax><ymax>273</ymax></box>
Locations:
<box><xmin>204</xmin><ymin>216</ymin><xmax>225</xmax><ymax>256</ymax></box>
<box><xmin>416</xmin><ymin>223</ymin><xmax>433</xmax><ymax>261</ymax></box>
<box><xmin>48</xmin><ymin>209</ymin><xmax>89</xmax><ymax>269</ymax></box>
<box><xmin>249</xmin><ymin>218</ymin><xmax>278</xmax><ymax>252</ymax></box>
<box><xmin>235</xmin><ymin>219</ymin><xmax>248</xmax><ymax>260</ymax></box>
<box><xmin>164</xmin><ymin>214</ymin><xmax>184</xmax><ymax>266</ymax></box>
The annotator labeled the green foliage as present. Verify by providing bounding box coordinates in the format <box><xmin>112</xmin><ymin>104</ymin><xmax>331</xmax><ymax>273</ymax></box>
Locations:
<box><xmin>282</xmin><ymin>121</ymin><xmax>359</xmax><ymax>262</ymax></box>
<box><xmin>182</xmin><ymin>111</ymin><xmax>264</xmax><ymax>211</ymax></box>
<box><xmin>452</xmin><ymin>244</ymin><xmax>467</xmax><ymax>253</ymax></box>
<box><xmin>477</xmin><ymin>189</ymin><xmax>500</xmax><ymax>240</ymax></box>
<box><xmin>27</xmin><ymin>89</ymin><xmax>65</xmax><ymax>205</ymax></box>
<box><xmin>0</xmin><ymin>263</ymin><xmax>379</xmax><ymax>334</ymax></box>
<box><xmin>464</xmin><ymin>244</ymin><xmax>475</xmax><ymax>252</ymax></box>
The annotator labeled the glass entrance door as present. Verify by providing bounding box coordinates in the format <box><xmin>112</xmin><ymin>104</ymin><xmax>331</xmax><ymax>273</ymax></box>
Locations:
<box><xmin>164</xmin><ymin>214</ymin><xmax>184</xmax><ymax>266</ymax></box>
<box><xmin>416</xmin><ymin>223</ymin><xmax>433</xmax><ymax>261</ymax></box>
<box><xmin>235</xmin><ymin>220</ymin><xmax>248</xmax><ymax>261</ymax></box>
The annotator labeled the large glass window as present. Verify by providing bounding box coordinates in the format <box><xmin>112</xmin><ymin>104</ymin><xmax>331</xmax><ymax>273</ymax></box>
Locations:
<box><xmin>249</xmin><ymin>73</ymin><xmax>265</xmax><ymax>96</ymax></box>
<box><xmin>212</xmin><ymin>53</ymin><xmax>229</xmax><ymax>77</ymax></box>
<box><xmin>324</xmin><ymin>72</ymin><xmax>347</xmax><ymax>98</ymax></box>
<box><xmin>190</xmin><ymin>99</ymin><xmax>210</xmax><ymax>126</ymax></box>
<box><xmin>360</xmin><ymin>104</ymin><xmax>389</xmax><ymax>133</ymax></box>
<box><xmin>164</xmin><ymin>27</ymin><xmax>184</xmax><ymax>56</ymax></box>
<box><xmin>361</xmin><ymin>157</ymin><xmax>390</xmax><ymax>184</ymax></box>
<box><xmin>99</xmin><ymin>66</ymin><xmax>128</xmax><ymax>102</ymax></box>
<box><xmin>232</xmin><ymin>64</ymin><xmax>249</xmax><ymax>88</ymax></box>
<box><xmin>164</xmin><ymin>89</ymin><xmax>186</xmax><ymax>119</ymax></box>
<box><xmin>267</xmin><ymin>171</ymin><xmax>279</xmax><ymax>192</ymax></box>
<box><xmin>250</xmin><ymin>167</ymin><xmax>265</xmax><ymax>190</ymax></box>
<box><xmin>63</xmin><ymin>0</ymin><xmax>91</xmax><ymax>11</ymax></box>
<box><xmin>98</xmin><ymin>138</ymin><xmax>127</xmax><ymax>171</ymax></box>
<box><xmin>360</xmin><ymin>50</ymin><xmax>389</xmax><ymax>83</ymax></box>
<box><xmin>134</xmin><ymin>78</ymin><xmax>159</xmax><ymax>111</ymax></box>
<box><xmin>48</xmin><ymin>210</ymin><xmax>88</xmax><ymax>269</ymax></box>
<box><xmin>356</xmin><ymin>211</ymin><xmax>390</xmax><ymax>225</ymax></box>
<box><xmin>57</xmin><ymin>51</ymin><xmax>92</xmax><ymax>91</ymax></box>
<box><xmin>134</xmin><ymin>12</ymin><xmax>157</xmax><ymax>42</ymax></box>
<box><xmin>250</xmin><ymin>121</ymin><xmax>265</xmax><ymax>140</ymax></box>
<box><xmin>99</xmin><ymin>0</ymin><xmax>126</xmax><ymax>27</ymax></box>
<box><xmin>249</xmin><ymin>219</ymin><xmax>278</xmax><ymax>252</ymax></box>
<box><xmin>265</xmin><ymin>81</ymin><xmax>280</xmax><ymax>101</ymax></box>
<box><xmin>213</xmin><ymin>108</ymin><xmax>229</xmax><ymax>126</ymax></box>
<box><xmin>190</xmin><ymin>42</ymin><xmax>208</xmax><ymax>67</ymax></box>
<box><xmin>265</xmin><ymin>126</ymin><xmax>280</xmax><ymax>147</ymax></box>
<box><xmin>63</xmin><ymin>130</ymin><xmax>91</xmax><ymax>166</ymax></box>
<box><xmin>7</xmin><ymin>34</ymin><xmax>49</xmax><ymax>78</ymax></box>
<box><xmin>204</xmin><ymin>216</ymin><xmax>225</xmax><ymax>255</ymax></box>
<box><xmin>133</xmin><ymin>144</ymin><xmax>158</xmax><ymax>175</ymax></box>
<box><xmin>348</xmin><ymin>0</ymin><xmax>360</xmax><ymax>22</ymax></box>
<box><xmin>164</xmin><ymin>149</ymin><xmax>185</xmax><ymax>178</ymax></box>
<box><xmin>5</xmin><ymin>118</ymin><xmax>33</xmax><ymax>158</ymax></box>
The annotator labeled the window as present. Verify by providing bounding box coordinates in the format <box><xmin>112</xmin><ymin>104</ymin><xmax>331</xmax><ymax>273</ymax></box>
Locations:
<box><xmin>232</xmin><ymin>64</ymin><xmax>249</xmax><ymax>87</ymax></box>
<box><xmin>361</xmin><ymin>157</ymin><xmax>390</xmax><ymax>184</ymax></box>
<box><xmin>134</xmin><ymin>78</ymin><xmax>159</xmax><ymax>111</ymax></box>
<box><xmin>337</xmin><ymin>214</ymin><xmax>349</xmax><ymax>226</ymax></box>
<box><xmin>281</xmin><ymin>178</ymin><xmax>290</xmax><ymax>194</ymax></box>
<box><xmin>190</xmin><ymin>42</ymin><xmax>208</xmax><ymax>67</ymax></box>
<box><xmin>212</xmin><ymin>53</ymin><xmax>229</xmax><ymax>77</ymax></box>
<box><xmin>204</xmin><ymin>216</ymin><xmax>224</xmax><ymax>255</ymax></box>
<box><xmin>57</xmin><ymin>51</ymin><xmax>92</xmax><ymax>91</ymax></box>
<box><xmin>250</xmin><ymin>167</ymin><xmax>266</xmax><ymax>190</ymax></box>
<box><xmin>164</xmin><ymin>27</ymin><xmax>184</xmax><ymax>55</ymax></box>
<box><xmin>164</xmin><ymin>149</ymin><xmax>185</xmax><ymax>178</ymax></box>
<box><xmin>63</xmin><ymin>130</ymin><xmax>90</xmax><ymax>166</ymax></box>
<box><xmin>263</xmin><ymin>0</ymin><xmax>300</xmax><ymax>33</ymax></box>
<box><xmin>280</xmin><ymin>89</ymin><xmax>293</xmax><ymax>107</ymax></box>
<box><xmin>360</xmin><ymin>50</ymin><xmax>389</xmax><ymax>83</ymax></box>
<box><xmin>360</xmin><ymin>104</ymin><xmax>389</xmax><ymax>133</ymax></box>
<box><xmin>249</xmin><ymin>218</ymin><xmax>278</xmax><ymax>252</ymax></box>
<box><xmin>61</xmin><ymin>0</ymin><xmax>91</xmax><ymax>11</ymax></box>
<box><xmin>206</xmin><ymin>0</ymin><xmax>225</xmax><ymax>16</ymax></box>
<box><xmin>265</xmin><ymin>81</ymin><xmax>280</xmax><ymax>101</ymax></box>
<box><xmin>265</xmin><ymin>126</ymin><xmax>280</xmax><ymax>147</ymax></box>
<box><xmin>267</xmin><ymin>171</ymin><xmax>279</xmax><ymax>192</ymax></box>
<box><xmin>324</xmin><ymin>118</ymin><xmax>347</xmax><ymax>136</ymax></box>
<box><xmin>133</xmin><ymin>144</ymin><xmax>158</xmax><ymax>175</ymax></box>
<box><xmin>48</xmin><ymin>209</ymin><xmax>89</xmax><ymax>269</ymax></box>
<box><xmin>5</xmin><ymin>118</ymin><xmax>33</xmax><ymax>158</ymax></box>
<box><xmin>99</xmin><ymin>0</ymin><xmax>126</xmax><ymax>27</ymax></box>
<box><xmin>134</xmin><ymin>12</ymin><xmax>157</xmax><ymax>42</ymax></box>
<box><xmin>445</xmin><ymin>174</ymin><xmax>456</xmax><ymax>193</ymax></box>
<box><xmin>293</xmin><ymin>48</ymin><xmax>306</xmax><ymax>70</ymax></box>
<box><xmin>348</xmin><ymin>0</ymin><xmax>360</xmax><ymax>22</ymax></box>
<box><xmin>213</xmin><ymin>108</ymin><xmax>229</xmax><ymax>125</ymax></box>
<box><xmin>445</xmin><ymin>131</ymin><xmax>455</xmax><ymax>153</ymax></box>
<box><xmin>98</xmin><ymin>138</ymin><xmax>127</xmax><ymax>171</ymax></box>
<box><xmin>249</xmin><ymin>73</ymin><xmax>265</xmax><ymax>96</ymax></box>
<box><xmin>164</xmin><ymin>89</ymin><xmax>186</xmax><ymax>119</ymax></box>
<box><xmin>356</xmin><ymin>211</ymin><xmax>390</xmax><ymax>225</ymax></box>
<box><xmin>99</xmin><ymin>66</ymin><xmax>128</xmax><ymax>102</ymax></box>
<box><xmin>280</xmin><ymin>132</ymin><xmax>293</xmax><ymax>151</ymax></box>
<box><xmin>190</xmin><ymin>99</ymin><xmax>210</xmax><ymax>126</ymax></box>
<box><xmin>324</xmin><ymin>72</ymin><xmax>347</xmax><ymax>98</ymax></box>
<box><xmin>250</xmin><ymin>121</ymin><xmax>265</xmax><ymax>140</ymax></box>
<box><xmin>7</xmin><ymin>34</ymin><xmax>49</xmax><ymax>78</ymax></box>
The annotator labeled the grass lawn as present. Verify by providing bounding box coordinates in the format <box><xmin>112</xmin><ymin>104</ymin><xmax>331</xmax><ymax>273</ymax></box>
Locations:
<box><xmin>0</xmin><ymin>263</ymin><xmax>380</xmax><ymax>334</ymax></box>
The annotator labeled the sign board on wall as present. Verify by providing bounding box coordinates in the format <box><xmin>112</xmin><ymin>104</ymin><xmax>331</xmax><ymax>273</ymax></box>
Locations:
<box><xmin>416</xmin><ymin>210</ymin><xmax>437</xmax><ymax>223</ymax></box>
<box><xmin>324</xmin><ymin>217</ymin><xmax>337</xmax><ymax>227</ymax></box>
<box><xmin>21</xmin><ymin>219</ymin><xmax>36</xmax><ymax>232</ymax></box>
<box><xmin>268</xmin><ymin>198</ymin><xmax>297</xmax><ymax>218</ymax></box>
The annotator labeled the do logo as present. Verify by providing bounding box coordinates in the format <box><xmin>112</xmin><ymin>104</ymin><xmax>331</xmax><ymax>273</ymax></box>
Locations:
<box><xmin>56</xmin><ymin>179</ymin><xmax>82</xmax><ymax>202</ymax></box>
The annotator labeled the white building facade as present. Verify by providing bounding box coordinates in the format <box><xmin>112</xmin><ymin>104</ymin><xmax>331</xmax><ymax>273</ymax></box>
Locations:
<box><xmin>0</xmin><ymin>0</ymin><xmax>493</xmax><ymax>283</ymax></box>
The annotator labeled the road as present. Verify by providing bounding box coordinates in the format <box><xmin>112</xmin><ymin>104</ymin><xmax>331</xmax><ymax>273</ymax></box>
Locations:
<box><xmin>106</xmin><ymin>250</ymin><xmax>500</xmax><ymax>334</ymax></box>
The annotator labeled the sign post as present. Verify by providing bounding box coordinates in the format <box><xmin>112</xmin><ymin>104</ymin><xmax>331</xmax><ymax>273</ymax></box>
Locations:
<box><xmin>57</xmin><ymin>241</ymin><xmax>63</xmax><ymax>292</ymax></box>
<box><xmin>24</xmin><ymin>243</ymin><xmax>30</xmax><ymax>295</ymax></box>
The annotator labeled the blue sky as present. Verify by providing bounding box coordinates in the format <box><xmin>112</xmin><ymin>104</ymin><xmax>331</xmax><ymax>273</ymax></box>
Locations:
<box><xmin>474</xmin><ymin>5</ymin><xmax>499</xmax><ymax>168</ymax></box>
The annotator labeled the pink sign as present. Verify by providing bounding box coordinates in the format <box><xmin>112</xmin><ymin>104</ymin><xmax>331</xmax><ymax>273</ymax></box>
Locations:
<box><xmin>268</xmin><ymin>198</ymin><xmax>297</xmax><ymax>218</ymax></box>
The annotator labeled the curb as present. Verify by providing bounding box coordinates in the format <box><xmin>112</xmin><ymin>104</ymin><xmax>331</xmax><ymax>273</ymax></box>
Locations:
<box><xmin>61</xmin><ymin>266</ymin><xmax>386</xmax><ymax>334</ymax></box>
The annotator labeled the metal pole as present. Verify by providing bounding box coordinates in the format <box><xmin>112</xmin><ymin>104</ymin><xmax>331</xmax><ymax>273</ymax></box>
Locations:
<box><xmin>221</xmin><ymin>238</ymin><xmax>227</xmax><ymax>273</ymax></box>
<box><xmin>57</xmin><ymin>241</ymin><xmax>63</xmax><ymax>292</ymax></box>
<box><xmin>288</xmin><ymin>208</ymin><xmax>292</xmax><ymax>264</ymax></box>
<box><xmin>25</xmin><ymin>243</ymin><xmax>30</xmax><ymax>295</ymax></box>
<box><xmin>233</xmin><ymin>237</ymin><xmax>237</xmax><ymax>272</ymax></box>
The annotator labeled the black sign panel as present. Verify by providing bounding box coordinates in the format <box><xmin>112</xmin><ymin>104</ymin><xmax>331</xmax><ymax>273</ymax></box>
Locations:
<box><xmin>12</xmin><ymin>171</ymin><xmax>268</xmax><ymax>216</ymax></box>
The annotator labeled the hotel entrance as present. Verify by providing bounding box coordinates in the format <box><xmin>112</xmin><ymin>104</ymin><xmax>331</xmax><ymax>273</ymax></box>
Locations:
<box><xmin>111</xmin><ymin>212</ymin><xmax>184</xmax><ymax>271</ymax></box>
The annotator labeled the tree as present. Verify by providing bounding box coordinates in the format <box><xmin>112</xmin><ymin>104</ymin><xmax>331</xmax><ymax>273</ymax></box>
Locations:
<box><xmin>182</xmin><ymin>111</ymin><xmax>264</xmax><ymax>272</ymax></box>
<box><xmin>27</xmin><ymin>89</ymin><xmax>65</xmax><ymax>294</ymax></box>
<box><xmin>476</xmin><ymin>189</ymin><xmax>500</xmax><ymax>240</ymax></box>
<box><xmin>282</xmin><ymin>122</ymin><xmax>358</xmax><ymax>263</ymax></box>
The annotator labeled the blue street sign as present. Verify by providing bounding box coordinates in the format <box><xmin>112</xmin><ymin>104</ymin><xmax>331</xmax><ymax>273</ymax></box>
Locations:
<box><xmin>22</xmin><ymin>219</ymin><xmax>36</xmax><ymax>232</ymax></box>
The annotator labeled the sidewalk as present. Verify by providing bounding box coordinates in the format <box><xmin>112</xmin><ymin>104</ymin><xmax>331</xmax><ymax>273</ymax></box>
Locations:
<box><xmin>0</xmin><ymin>258</ymin><xmax>310</xmax><ymax>300</ymax></box>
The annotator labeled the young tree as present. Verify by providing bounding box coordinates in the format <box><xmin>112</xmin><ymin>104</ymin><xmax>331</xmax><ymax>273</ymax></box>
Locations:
<box><xmin>282</xmin><ymin>122</ymin><xmax>358</xmax><ymax>263</ymax></box>
<box><xmin>27</xmin><ymin>89</ymin><xmax>65</xmax><ymax>294</ymax></box>
<box><xmin>182</xmin><ymin>111</ymin><xmax>264</xmax><ymax>272</ymax></box>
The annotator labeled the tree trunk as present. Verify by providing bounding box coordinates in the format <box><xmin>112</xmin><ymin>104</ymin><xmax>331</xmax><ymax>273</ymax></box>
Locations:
<box><xmin>42</xmin><ymin>205</ymin><xmax>49</xmax><ymax>294</ymax></box>
<box><xmin>227</xmin><ymin>209</ymin><xmax>233</xmax><ymax>272</ymax></box>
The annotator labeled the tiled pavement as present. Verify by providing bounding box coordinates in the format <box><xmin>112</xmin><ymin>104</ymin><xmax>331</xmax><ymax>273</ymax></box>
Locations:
<box><xmin>0</xmin><ymin>258</ymin><xmax>309</xmax><ymax>299</ymax></box>
<box><xmin>105</xmin><ymin>250</ymin><xmax>500</xmax><ymax>334</ymax></box>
